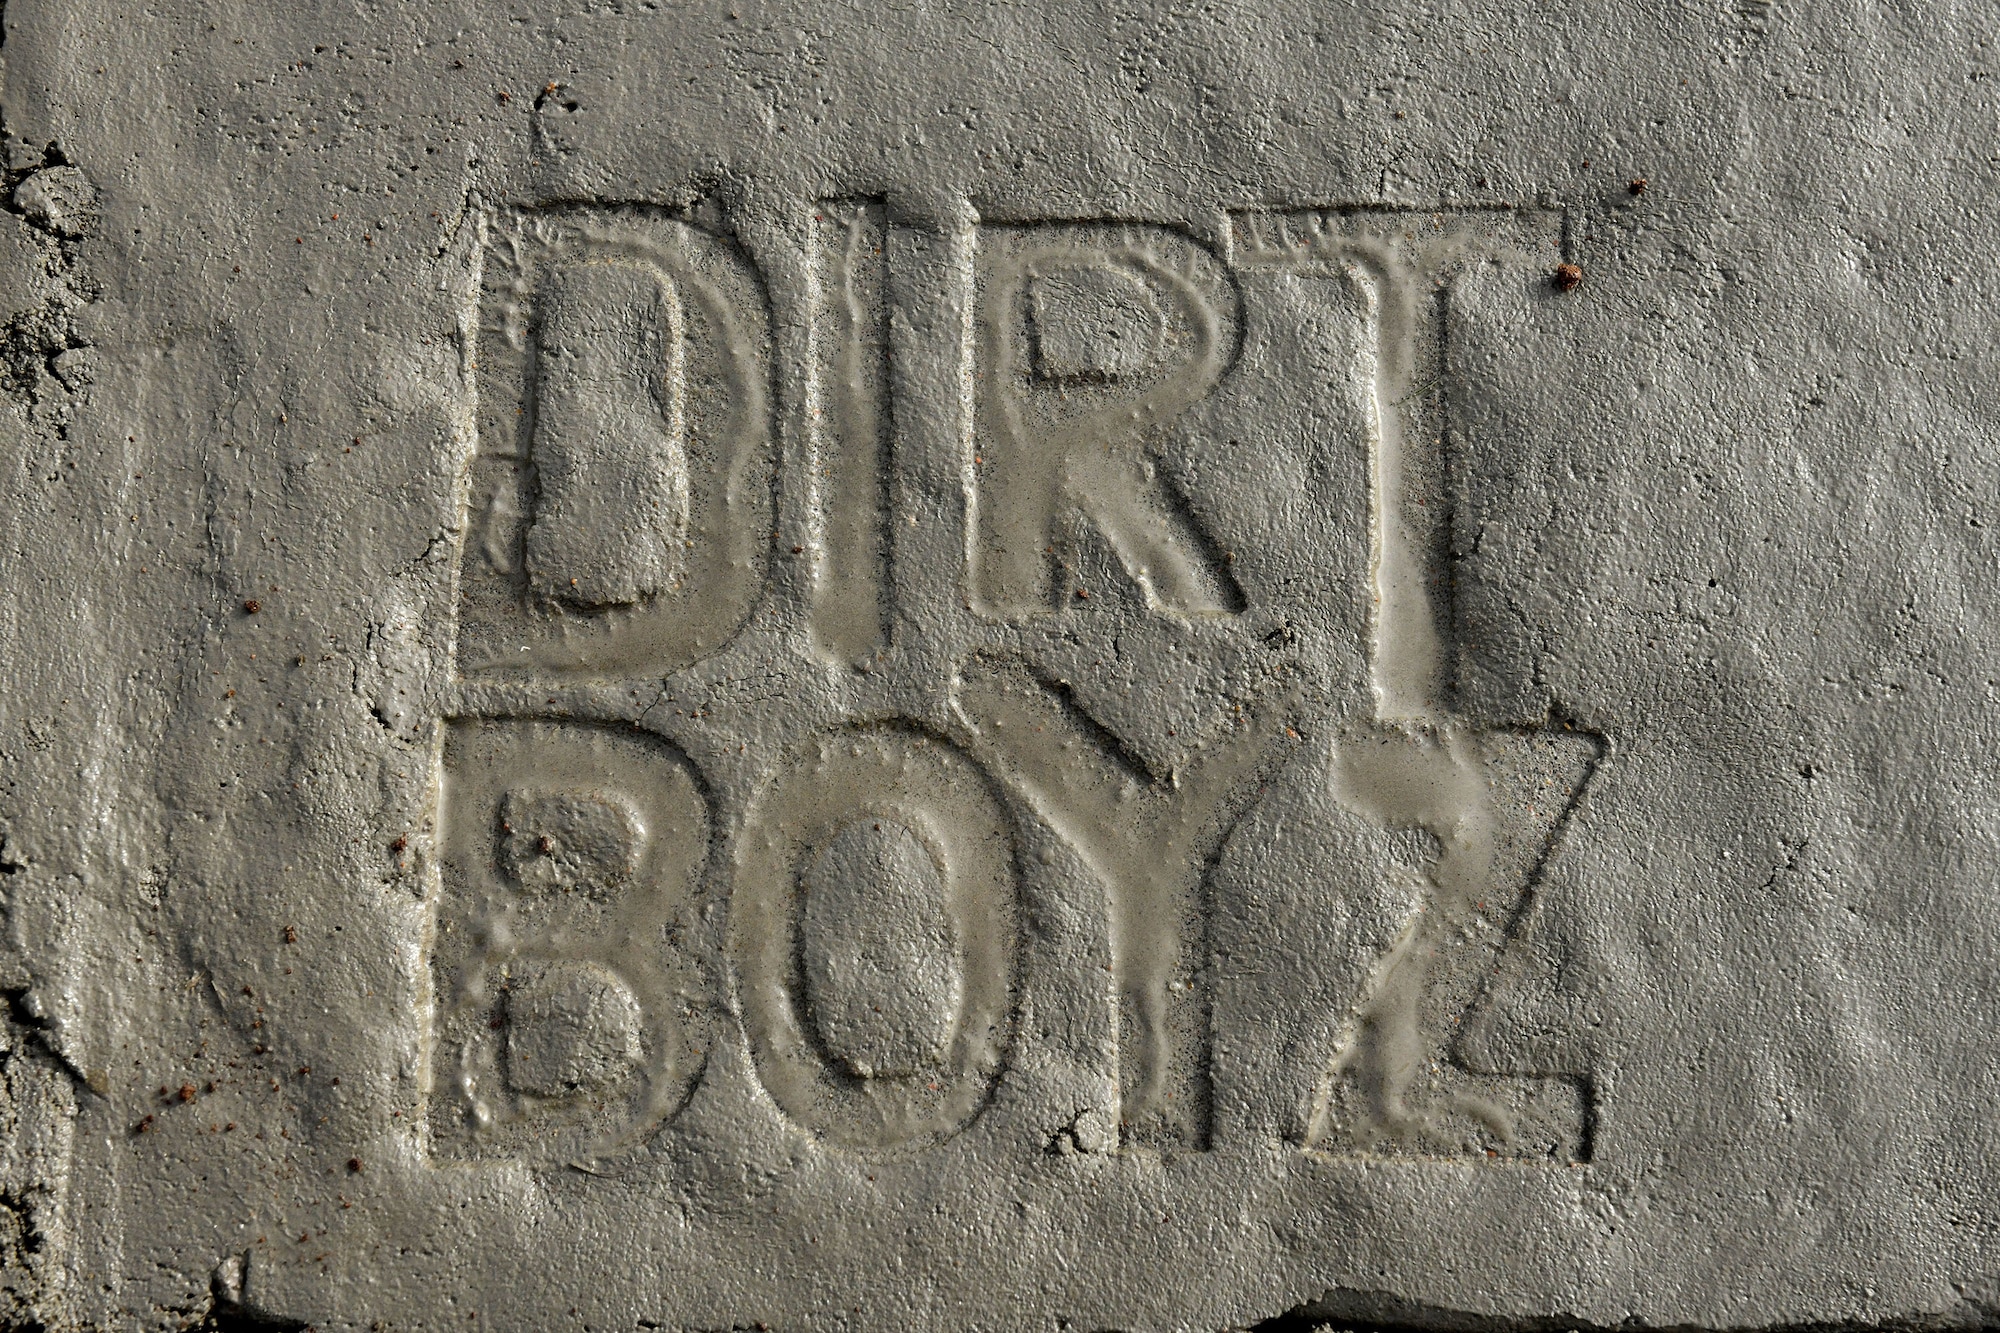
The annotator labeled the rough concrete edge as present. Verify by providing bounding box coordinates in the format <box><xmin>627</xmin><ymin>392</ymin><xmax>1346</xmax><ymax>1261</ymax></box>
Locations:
<box><xmin>0</xmin><ymin>0</ymin><xmax>107</xmax><ymax>1326</ymax></box>
<box><xmin>1243</xmin><ymin>1287</ymin><xmax>1999</xmax><ymax>1333</ymax></box>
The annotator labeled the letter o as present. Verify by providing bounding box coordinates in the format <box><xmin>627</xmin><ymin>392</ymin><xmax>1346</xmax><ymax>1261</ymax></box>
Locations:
<box><xmin>732</xmin><ymin>727</ymin><xmax>1019</xmax><ymax>1152</ymax></box>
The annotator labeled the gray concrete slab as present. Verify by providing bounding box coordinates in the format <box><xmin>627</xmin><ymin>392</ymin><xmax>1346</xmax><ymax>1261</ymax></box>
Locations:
<box><xmin>0</xmin><ymin>2</ymin><xmax>1995</xmax><ymax>1329</ymax></box>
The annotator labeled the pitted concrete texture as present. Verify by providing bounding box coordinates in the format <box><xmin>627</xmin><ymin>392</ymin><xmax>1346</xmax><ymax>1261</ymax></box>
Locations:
<box><xmin>0</xmin><ymin>2</ymin><xmax>1995</xmax><ymax>1330</ymax></box>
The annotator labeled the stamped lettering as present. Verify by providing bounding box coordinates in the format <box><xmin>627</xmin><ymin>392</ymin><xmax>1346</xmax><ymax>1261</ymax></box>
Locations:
<box><xmin>434</xmin><ymin>199</ymin><xmax>1599</xmax><ymax>1170</ymax></box>
<box><xmin>809</xmin><ymin>200</ymin><xmax>894</xmax><ymax>665</ymax></box>
<box><xmin>429</xmin><ymin>719</ymin><xmax>716</xmax><ymax>1165</ymax></box>
<box><xmin>972</xmin><ymin>224</ymin><xmax>1246</xmax><ymax>618</ymax></box>
<box><xmin>732</xmin><ymin>728</ymin><xmax>1019</xmax><ymax>1151</ymax></box>
<box><xmin>459</xmin><ymin>207</ymin><xmax>775</xmax><ymax>677</ymax></box>
<box><xmin>1217</xmin><ymin>206</ymin><xmax>1600</xmax><ymax>1160</ymax></box>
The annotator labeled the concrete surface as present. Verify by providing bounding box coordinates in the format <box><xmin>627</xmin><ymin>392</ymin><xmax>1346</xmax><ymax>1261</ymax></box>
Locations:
<box><xmin>0</xmin><ymin>1</ymin><xmax>1995</xmax><ymax>1329</ymax></box>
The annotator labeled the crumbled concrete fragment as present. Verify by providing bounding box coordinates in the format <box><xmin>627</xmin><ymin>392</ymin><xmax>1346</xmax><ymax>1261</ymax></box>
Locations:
<box><xmin>10</xmin><ymin>167</ymin><xmax>95</xmax><ymax>238</ymax></box>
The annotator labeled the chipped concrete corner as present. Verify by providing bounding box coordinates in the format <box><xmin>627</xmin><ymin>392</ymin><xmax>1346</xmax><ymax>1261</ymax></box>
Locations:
<box><xmin>0</xmin><ymin>1</ymin><xmax>1996</xmax><ymax>1330</ymax></box>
